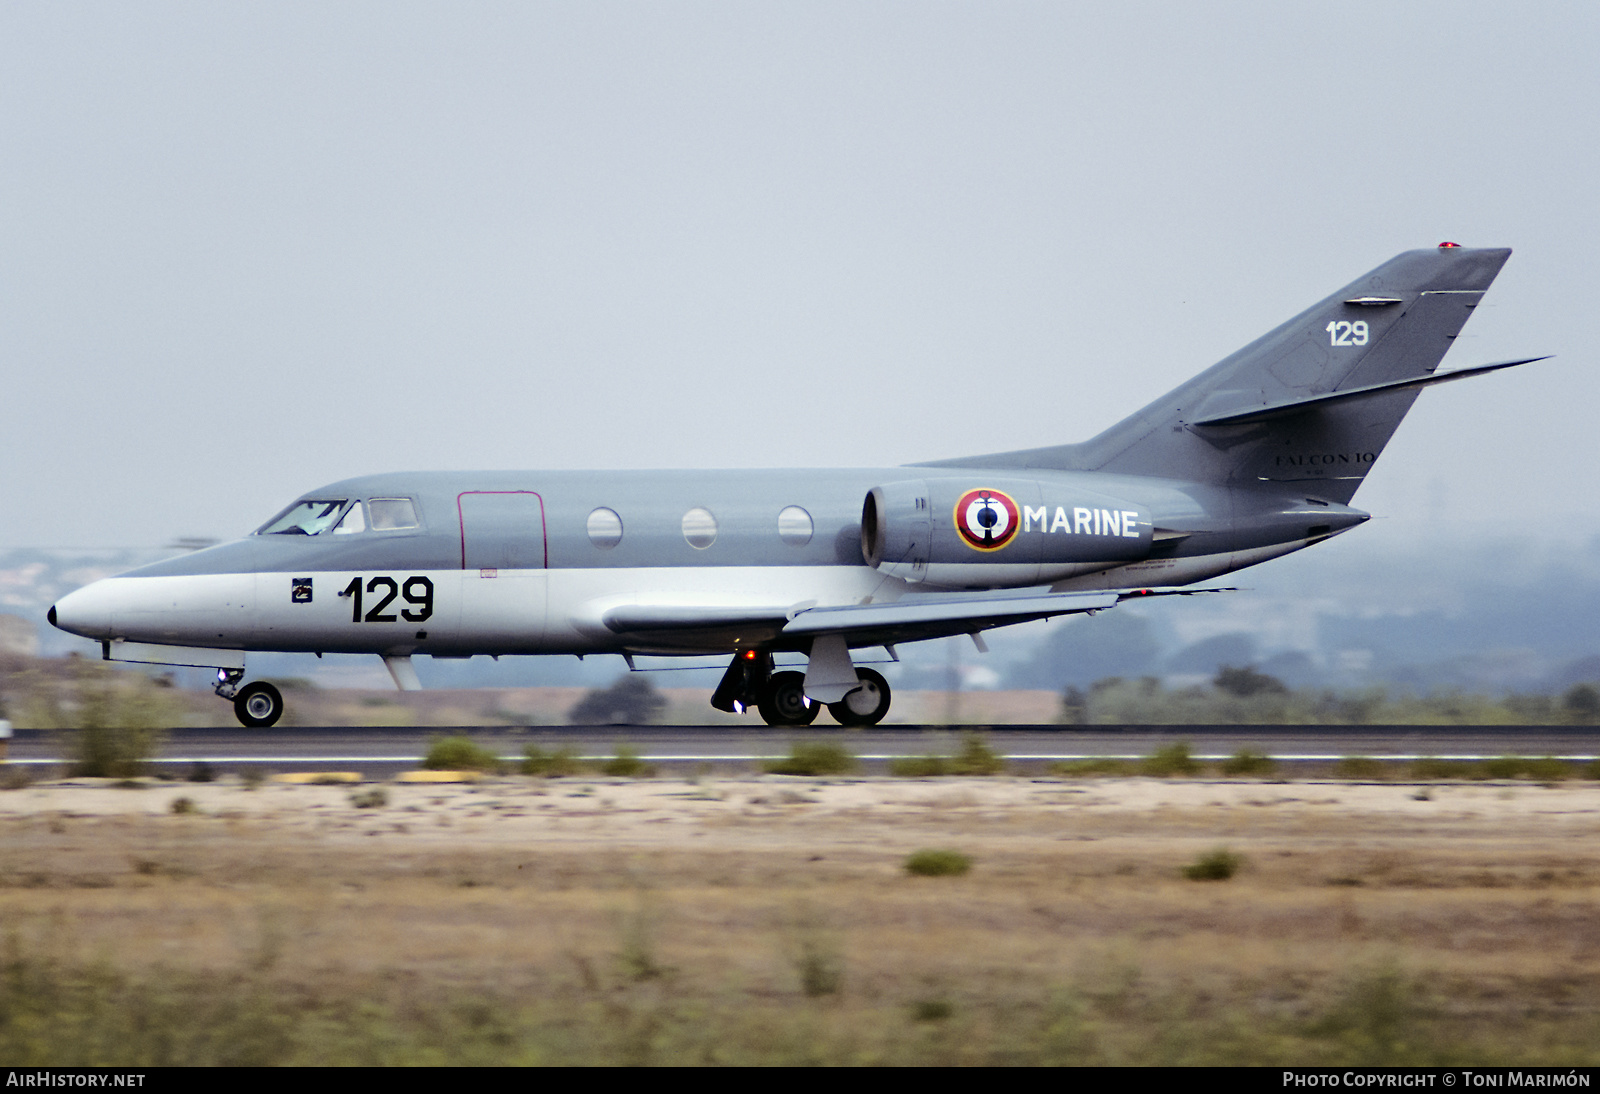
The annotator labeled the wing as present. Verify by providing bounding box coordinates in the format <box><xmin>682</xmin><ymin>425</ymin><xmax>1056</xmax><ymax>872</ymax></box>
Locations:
<box><xmin>601</xmin><ymin>587</ymin><xmax>1228</xmax><ymax>652</ymax></box>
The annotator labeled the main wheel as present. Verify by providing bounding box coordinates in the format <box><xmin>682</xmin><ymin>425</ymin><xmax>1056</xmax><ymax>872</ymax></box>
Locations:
<box><xmin>234</xmin><ymin>681</ymin><xmax>284</xmax><ymax>728</ymax></box>
<box><xmin>827</xmin><ymin>668</ymin><xmax>891</xmax><ymax>726</ymax></box>
<box><xmin>757</xmin><ymin>670</ymin><xmax>820</xmax><ymax>726</ymax></box>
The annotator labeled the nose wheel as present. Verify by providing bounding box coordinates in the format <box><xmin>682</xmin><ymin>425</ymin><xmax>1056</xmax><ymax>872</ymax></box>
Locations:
<box><xmin>233</xmin><ymin>681</ymin><xmax>284</xmax><ymax>728</ymax></box>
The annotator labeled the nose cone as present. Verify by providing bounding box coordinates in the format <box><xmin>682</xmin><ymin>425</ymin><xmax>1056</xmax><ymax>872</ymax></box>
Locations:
<box><xmin>49</xmin><ymin>581</ymin><xmax>117</xmax><ymax>640</ymax></box>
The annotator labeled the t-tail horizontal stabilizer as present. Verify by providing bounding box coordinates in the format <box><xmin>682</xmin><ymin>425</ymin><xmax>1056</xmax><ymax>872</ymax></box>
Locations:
<box><xmin>1190</xmin><ymin>356</ymin><xmax>1549</xmax><ymax>427</ymax></box>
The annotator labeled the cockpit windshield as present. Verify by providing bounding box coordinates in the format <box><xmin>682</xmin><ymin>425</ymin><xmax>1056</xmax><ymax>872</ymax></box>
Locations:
<box><xmin>257</xmin><ymin>499</ymin><xmax>350</xmax><ymax>536</ymax></box>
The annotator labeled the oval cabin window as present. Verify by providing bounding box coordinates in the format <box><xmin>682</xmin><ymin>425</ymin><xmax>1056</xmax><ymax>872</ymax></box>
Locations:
<box><xmin>587</xmin><ymin>507</ymin><xmax>624</xmax><ymax>549</ymax></box>
<box><xmin>777</xmin><ymin>505</ymin><xmax>813</xmax><ymax>546</ymax></box>
<box><xmin>681</xmin><ymin>507</ymin><xmax>718</xmax><ymax>550</ymax></box>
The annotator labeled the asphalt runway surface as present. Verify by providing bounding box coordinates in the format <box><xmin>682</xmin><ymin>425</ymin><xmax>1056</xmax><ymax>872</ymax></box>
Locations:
<box><xmin>8</xmin><ymin>724</ymin><xmax>1600</xmax><ymax>776</ymax></box>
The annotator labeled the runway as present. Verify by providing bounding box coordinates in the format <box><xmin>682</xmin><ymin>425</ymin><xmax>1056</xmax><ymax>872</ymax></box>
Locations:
<box><xmin>8</xmin><ymin>723</ymin><xmax>1600</xmax><ymax>776</ymax></box>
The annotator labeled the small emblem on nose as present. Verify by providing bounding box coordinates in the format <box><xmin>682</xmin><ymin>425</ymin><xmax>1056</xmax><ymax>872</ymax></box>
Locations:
<box><xmin>292</xmin><ymin>578</ymin><xmax>313</xmax><ymax>604</ymax></box>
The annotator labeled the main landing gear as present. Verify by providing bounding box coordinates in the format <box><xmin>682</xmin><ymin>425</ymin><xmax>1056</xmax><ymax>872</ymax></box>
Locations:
<box><xmin>827</xmin><ymin>668</ymin><xmax>891</xmax><ymax>727</ymax></box>
<box><xmin>710</xmin><ymin>651</ymin><xmax>892</xmax><ymax>727</ymax></box>
<box><xmin>215</xmin><ymin>669</ymin><xmax>284</xmax><ymax>728</ymax></box>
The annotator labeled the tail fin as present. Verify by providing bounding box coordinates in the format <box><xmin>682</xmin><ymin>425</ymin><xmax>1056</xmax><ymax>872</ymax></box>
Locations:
<box><xmin>927</xmin><ymin>245</ymin><xmax>1513</xmax><ymax>503</ymax></box>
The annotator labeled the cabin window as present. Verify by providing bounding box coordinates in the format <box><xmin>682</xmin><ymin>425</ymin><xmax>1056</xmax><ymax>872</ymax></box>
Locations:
<box><xmin>257</xmin><ymin>499</ymin><xmax>350</xmax><ymax>536</ymax></box>
<box><xmin>682</xmin><ymin>507</ymin><xmax>718</xmax><ymax>550</ymax></box>
<box><xmin>587</xmin><ymin>507</ymin><xmax>624</xmax><ymax>549</ymax></box>
<box><xmin>368</xmin><ymin>498</ymin><xmax>419</xmax><ymax>531</ymax></box>
<box><xmin>778</xmin><ymin>505</ymin><xmax>814</xmax><ymax>546</ymax></box>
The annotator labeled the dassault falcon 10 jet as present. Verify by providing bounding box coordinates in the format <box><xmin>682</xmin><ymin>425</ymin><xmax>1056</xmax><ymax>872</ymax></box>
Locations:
<box><xmin>50</xmin><ymin>244</ymin><xmax>1537</xmax><ymax>728</ymax></box>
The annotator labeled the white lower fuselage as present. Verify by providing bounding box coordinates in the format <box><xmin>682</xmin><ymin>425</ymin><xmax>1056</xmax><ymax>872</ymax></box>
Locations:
<box><xmin>53</xmin><ymin>542</ymin><xmax>1306</xmax><ymax>661</ymax></box>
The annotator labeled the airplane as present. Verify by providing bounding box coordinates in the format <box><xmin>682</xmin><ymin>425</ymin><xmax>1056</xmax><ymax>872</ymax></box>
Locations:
<box><xmin>48</xmin><ymin>244</ymin><xmax>1538</xmax><ymax>729</ymax></box>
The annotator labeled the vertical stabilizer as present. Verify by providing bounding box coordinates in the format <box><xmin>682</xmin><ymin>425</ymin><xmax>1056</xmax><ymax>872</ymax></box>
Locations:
<box><xmin>924</xmin><ymin>246</ymin><xmax>1512</xmax><ymax>503</ymax></box>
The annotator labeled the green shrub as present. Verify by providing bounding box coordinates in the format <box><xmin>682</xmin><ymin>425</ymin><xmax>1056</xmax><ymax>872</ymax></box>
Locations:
<box><xmin>1306</xmin><ymin>965</ymin><xmax>1421</xmax><ymax>1063</ymax></box>
<box><xmin>1335</xmin><ymin>755</ymin><xmax>1386</xmax><ymax>779</ymax></box>
<box><xmin>1048</xmin><ymin>757</ymin><xmax>1133</xmax><ymax>777</ymax></box>
<box><xmin>422</xmin><ymin>736</ymin><xmax>504</xmax><ymax>773</ymax></box>
<box><xmin>888</xmin><ymin>733</ymin><xmax>1005</xmax><ymax>777</ymax></box>
<box><xmin>794</xmin><ymin>938</ymin><xmax>843</xmax><ymax>997</ymax></box>
<box><xmin>1480</xmin><ymin>755</ymin><xmax>1572</xmax><ymax>781</ymax></box>
<box><xmin>1221</xmin><ymin>750</ymin><xmax>1275</xmax><ymax>776</ymax></box>
<box><xmin>521</xmin><ymin>744</ymin><xmax>582</xmax><ymax>777</ymax></box>
<box><xmin>1410</xmin><ymin>757</ymin><xmax>1473</xmax><ymax>780</ymax></box>
<box><xmin>765</xmin><ymin>741</ymin><xmax>856</xmax><ymax>777</ymax></box>
<box><xmin>1481</xmin><ymin>755</ymin><xmax>1523</xmax><ymax>779</ymax></box>
<box><xmin>1183</xmin><ymin>848</ymin><xmax>1241</xmax><ymax>881</ymax></box>
<box><xmin>614</xmin><ymin>902</ymin><xmax>672</xmax><ymax>982</ymax></box>
<box><xmin>950</xmin><ymin>732</ymin><xmax>1005</xmax><ymax>775</ymax></box>
<box><xmin>889</xmin><ymin>755</ymin><xmax>949</xmax><ymax>777</ymax></box>
<box><xmin>599</xmin><ymin>746</ymin><xmax>655</xmax><ymax>778</ymax></box>
<box><xmin>350</xmin><ymin>788</ymin><xmax>388</xmax><ymax>809</ymax></box>
<box><xmin>50</xmin><ymin>666</ymin><xmax>172</xmax><ymax>779</ymax></box>
<box><xmin>1522</xmin><ymin>756</ymin><xmax>1573</xmax><ymax>781</ymax></box>
<box><xmin>1141</xmin><ymin>741</ymin><xmax>1200</xmax><ymax>777</ymax></box>
<box><xmin>168</xmin><ymin>796</ymin><xmax>197</xmax><ymax>815</ymax></box>
<box><xmin>904</xmin><ymin>849</ymin><xmax>972</xmax><ymax>877</ymax></box>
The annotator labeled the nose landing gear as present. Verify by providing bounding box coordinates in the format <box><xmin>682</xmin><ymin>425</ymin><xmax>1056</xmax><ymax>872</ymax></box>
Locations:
<box><xmin>215</xmin><ymin>669</ymin><xmax>283</xmax><ymax>728</ymax></box>
<box><xmin>234</xmin><ymin>682</ymin><xmax>284</xmax><ymax>728</ymax></box>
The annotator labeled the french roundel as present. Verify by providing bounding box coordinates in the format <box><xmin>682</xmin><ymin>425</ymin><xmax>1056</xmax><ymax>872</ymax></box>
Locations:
<box><xmin>954</xmin><ymin>488</ymin><xmax>1021</xmax><ymax>552</ymax></box>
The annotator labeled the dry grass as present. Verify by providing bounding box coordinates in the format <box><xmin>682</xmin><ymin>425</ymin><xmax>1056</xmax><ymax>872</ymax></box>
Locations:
<box><xmin>2</xmin><ymin>776</ymin><xmax>1600</xmax><ymax>1064</ymax></box>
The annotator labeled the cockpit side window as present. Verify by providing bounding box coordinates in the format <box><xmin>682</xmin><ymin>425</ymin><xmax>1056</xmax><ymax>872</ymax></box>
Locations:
<box><xmin>332</xmin><ymin>501</ymin><xmax>367</xmax><ymax>534</ymax></box>
<box><xmin>257</xmin><ymin>499</ymin><xmax>350</xmax><ymax>536</ymax></box>
<box><xmin>367</xmin><ymin>498</ymin><xmax>420</xmax><ymax>531</ymax></box>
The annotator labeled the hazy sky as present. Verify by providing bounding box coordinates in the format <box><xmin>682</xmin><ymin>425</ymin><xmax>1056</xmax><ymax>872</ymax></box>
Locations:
<box><xmin>4</xmin><ymin>3</ymin><xmax>1595</xmax><ymax>550</ymax></box>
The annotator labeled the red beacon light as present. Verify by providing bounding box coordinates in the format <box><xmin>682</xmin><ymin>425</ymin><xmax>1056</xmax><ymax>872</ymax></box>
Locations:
<box><xmin>1438</xmin><ymin>241</ymin><xmax>1462</xmax><ymax>248</ymax></box>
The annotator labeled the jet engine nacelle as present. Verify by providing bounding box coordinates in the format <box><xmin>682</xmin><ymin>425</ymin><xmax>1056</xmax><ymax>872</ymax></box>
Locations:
<box><xmin>861</xmin><ymin>477</ymin><xmax>1154</xmax><ymax>588</ymax></box>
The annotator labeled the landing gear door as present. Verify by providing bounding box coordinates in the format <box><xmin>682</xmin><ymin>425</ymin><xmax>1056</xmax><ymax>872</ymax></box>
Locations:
<box><xmin>457</xmin><ymin>490</ymin><xmax>548</xmax><ymax>650</ymax></box>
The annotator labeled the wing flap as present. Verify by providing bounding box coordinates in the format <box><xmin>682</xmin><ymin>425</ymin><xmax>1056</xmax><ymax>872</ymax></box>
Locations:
<box><xmin>784</xmin><ymin>590</ymin><xmax>1120</xmax><ymax>636</ymax></box>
